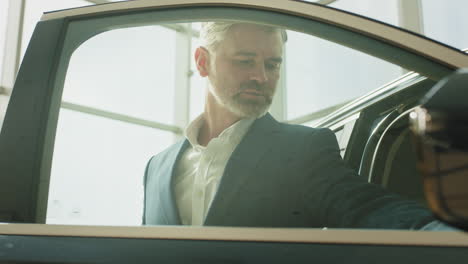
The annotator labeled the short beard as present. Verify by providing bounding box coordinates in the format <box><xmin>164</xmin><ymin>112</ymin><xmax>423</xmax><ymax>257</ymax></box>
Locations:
<box><xmin>227</xmin><ymin>94</ymin><xmax>271</xmax><ymax>118</ymax></box>
<box><xmin>214</xmin><ymin>81</ymin><xmax>274</xmax><ymax>118</ymax></box>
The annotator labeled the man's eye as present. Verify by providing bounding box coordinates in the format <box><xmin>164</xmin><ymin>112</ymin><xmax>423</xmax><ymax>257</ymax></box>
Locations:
<box><xmin>235</xmin><ymin>60</ymin><xmax>254</xmax><ymax>66</ymax></box>
<box><xmin>266</xmin><ymin>62</ymin><xmax>281</xmax><ymax>70</ymax></box>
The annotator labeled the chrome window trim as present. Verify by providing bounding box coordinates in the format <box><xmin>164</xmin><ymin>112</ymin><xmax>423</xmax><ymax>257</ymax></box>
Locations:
<box><xmin>315</xmin><ymin>72</ymin><xmax>426</xmax><ymax>128</ymax></box>
<box><xmin>367</xmin><ymin>107</ymin><xmax>417</xmax><ymax>182</ymax></box>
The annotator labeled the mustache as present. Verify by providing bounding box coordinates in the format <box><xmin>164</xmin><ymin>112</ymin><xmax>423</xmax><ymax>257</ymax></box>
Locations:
<box><xmin>239</xmin><ymin>81</ymin><xmax>268</xmax><ymax>93</ymax></box>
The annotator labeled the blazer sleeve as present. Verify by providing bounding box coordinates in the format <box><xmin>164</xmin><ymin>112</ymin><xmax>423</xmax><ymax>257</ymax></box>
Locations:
<box><xmin>302</xmin><ymin>128</ymin><xmax>434</xmax><ymax>229</ymax></box>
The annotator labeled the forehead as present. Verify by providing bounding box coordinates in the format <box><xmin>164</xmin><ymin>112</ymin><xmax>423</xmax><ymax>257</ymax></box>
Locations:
<box><xmin>220</xmin><ymin>24</ymin><xmax>283</xmax><ymax>55</ymax></box>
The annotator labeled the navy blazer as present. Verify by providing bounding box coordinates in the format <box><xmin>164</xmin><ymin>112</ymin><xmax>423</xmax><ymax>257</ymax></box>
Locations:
<box><xmin>143</xmin><ymin>114</ymin><xmax>434</xmax><ymax>229</ymax></box>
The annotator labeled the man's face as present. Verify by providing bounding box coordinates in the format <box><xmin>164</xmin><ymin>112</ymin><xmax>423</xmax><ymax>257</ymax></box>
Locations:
<box><xmin>205</xmin><ymin>24</ymin><xmax>284</xmax><ymax>118</ymax></box>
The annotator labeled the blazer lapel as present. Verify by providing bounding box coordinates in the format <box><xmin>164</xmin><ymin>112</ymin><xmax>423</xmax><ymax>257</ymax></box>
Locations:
<box><xmin>158</xmin><ymin>139</ymin><xmax>190</xmax><ymax>225</ymax></box>
<box><xmin>205</xmin><ymin>113</ymin><xmax>281</xmax><ymax>224</ymax></box>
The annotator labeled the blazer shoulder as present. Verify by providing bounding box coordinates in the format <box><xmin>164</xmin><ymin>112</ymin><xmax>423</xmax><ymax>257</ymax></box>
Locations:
<box><xmin>278</xmin><ymin>122</ymin><xmax>334</xmax><ymax>138</ymax></box>
<box><xmin>275</xmin><ymin>123</ymin><xmax>339</xmax><ymax>153</ymax></box>
<box><xmin>146</xmin><ymin>140</ymin><xmax>187</xmax><ymax>169</ymax></box>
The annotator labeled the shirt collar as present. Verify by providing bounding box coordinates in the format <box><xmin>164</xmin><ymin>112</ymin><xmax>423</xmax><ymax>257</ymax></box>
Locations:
<box><xmin>185</xmin><ymin>114</ymin><xmax>205</xmax><ymax>149</ymax></box>
<box><xmin>184</xmin><ymin>114</ymin><xmax>255</xmax><ymax>150</ymax></box>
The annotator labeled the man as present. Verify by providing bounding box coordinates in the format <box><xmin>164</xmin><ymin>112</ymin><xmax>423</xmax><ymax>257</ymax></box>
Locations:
<box><xmin>142</xmin><ymin>22</ymin><xmax>436</xmax><ymax>229</ymax></box>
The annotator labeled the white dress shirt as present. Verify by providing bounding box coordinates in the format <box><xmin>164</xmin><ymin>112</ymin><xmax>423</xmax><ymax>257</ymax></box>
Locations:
<box><xmin>173</xmin><ymin>114</ymin><xmax>254</xmax><ymax>225</ymax></box>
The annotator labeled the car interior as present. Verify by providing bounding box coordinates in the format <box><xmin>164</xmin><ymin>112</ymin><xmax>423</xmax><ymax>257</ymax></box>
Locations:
<box><xmin>337</xmin><ymin>77</ymin><xmax>438</xmax><ymax>205</ymax></box>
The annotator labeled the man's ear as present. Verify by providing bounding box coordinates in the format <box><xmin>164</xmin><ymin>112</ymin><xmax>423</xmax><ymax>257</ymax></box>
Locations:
<box><xmin>195</xmin><ymin>47</ymin><xmax>210</xmax><ymax>77</ymax></box>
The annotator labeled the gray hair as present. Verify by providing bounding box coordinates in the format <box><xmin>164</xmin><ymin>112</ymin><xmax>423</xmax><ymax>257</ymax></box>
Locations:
<box><xmin>199</xmin><ymin>21</ymin><xmax>287</xmax><ymax>52</ymax></box>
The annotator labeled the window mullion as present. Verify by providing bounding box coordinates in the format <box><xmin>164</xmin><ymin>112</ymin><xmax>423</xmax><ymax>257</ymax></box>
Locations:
<box><xmin>173</xmin><ymin>24</ymin><xmax>192</xmax><ymax>141</ymax></box>
<box><xmin>398</xmin><ymin>0</ymin><xmax>424</xmax><ymax>34</ymax></box>
<box><xmin>398</xmin><ymin>0</ymin><xmax>423</xmax><ymax>75</ymax></box>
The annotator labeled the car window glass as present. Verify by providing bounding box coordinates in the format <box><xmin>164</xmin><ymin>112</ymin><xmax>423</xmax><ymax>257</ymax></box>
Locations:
<box><xmin>44</xmin><ymin>7</ymin><xmax>442</xmax><ymax>231</ymax></box>
<box><xmin>61</xmin><ymin>26</ymin><xmax>176</xmax><ymax>124</ymax></box>
<box><xmin>285</xmin><ymin>30</ymin><xmax>401</xmax><ymax>120</ymax></box>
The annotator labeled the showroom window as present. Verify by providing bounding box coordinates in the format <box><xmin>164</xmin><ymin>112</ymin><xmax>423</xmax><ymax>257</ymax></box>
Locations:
<box><xmin>0</xmin><ymin>0</ymin><xmax>9</xmax><ymax>79</ymax></box>
<box><xmin>21</xmin><ymin>0</ymin><xmax>91</xmax><ymax>58</ymax></box>
<box><xmin>421</xmin><ymin>0</ymin><xmax>468</xmax><ymax>50</ymax></box>
<box><xmin>49</xmin><ymin>25</ymin><xmax>181</xmax><ymax>225</ymax></box>
<box><xmin>330</xmin><ymin>0</ymin><xmax>399</xmax><ymax>26</ymax></box>
<box><xmin>285</xmin><ymin>30</ymin><xmax>401</xmax><ymax>122</ymax></box>
<box><xmin>62</xmin><ymin>26</ymin><xmax>177</xmax><ymax>124</ymax></box>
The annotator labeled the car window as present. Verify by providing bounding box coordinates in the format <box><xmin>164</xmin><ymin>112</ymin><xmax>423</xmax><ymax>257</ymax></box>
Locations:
<box><xmin>48</xmin><ymin>18</ymin><xmax>412</xmax><ymax>227</ymax></box>
<box><xmin>2</xmin><ymin>3</ymin><xmax>454</xmax><ymax>231</ymax></box>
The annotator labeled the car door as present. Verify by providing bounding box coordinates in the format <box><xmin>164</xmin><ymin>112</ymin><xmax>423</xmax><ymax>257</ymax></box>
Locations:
<box><xmin>1</xmin><ymin>0</ymin><xmax>468</xmax><ymax>263</ymax></box>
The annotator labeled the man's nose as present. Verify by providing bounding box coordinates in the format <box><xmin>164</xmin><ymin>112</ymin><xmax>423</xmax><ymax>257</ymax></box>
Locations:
<box><xmin>249</xmin><ymin>64</ymin><xmax>268</xmax><ymax>83</ymax></box>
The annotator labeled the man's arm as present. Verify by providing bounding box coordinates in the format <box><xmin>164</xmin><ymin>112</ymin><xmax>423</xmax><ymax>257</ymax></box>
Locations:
<box><xmin>302</xmin><ymin>128</ymin><xmax>436</xmax><ymax>229</ymax></box>
<box><xmin>421</xmin><ymin>220</ymin><xmax>461</xmax><ymax>231</ymax></box>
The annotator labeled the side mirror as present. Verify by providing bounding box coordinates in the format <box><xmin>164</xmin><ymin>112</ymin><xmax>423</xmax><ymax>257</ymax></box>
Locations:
<box><xmin>410</xmin><ymin>69</ymin><xmax>468</xmax><ymax>230</ymax></box>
